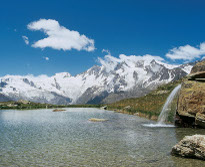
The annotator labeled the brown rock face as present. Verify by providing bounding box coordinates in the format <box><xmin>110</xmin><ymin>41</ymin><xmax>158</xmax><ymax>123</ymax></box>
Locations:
<box><xmin>172</xmin><ymin>135</ymin><xmax>205</xmax><ymax>160</ymax></box>
<box><xmin>190</xmin><ymin>61</ymin><xmax>205</xmax><ymax>74</ymax></box>
<box><xmin>176</xmin><ymin>61</ymin><xmax>205</xmax><ymax>128</ymax></box>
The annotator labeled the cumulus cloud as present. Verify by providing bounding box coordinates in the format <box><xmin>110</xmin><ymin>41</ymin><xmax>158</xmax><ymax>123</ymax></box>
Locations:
<box><xmin>27</xmin><ymin>19</ymin><xmax>95</xmax><ymax>52</ymax></box>
<box><xmin>22</xmin><ymin>36</ymin><xmax>29</xmax><ymax>45</ymax></box>
<box><xmin>166</xmin><ymin>43</ymin><xmax>205</xmax><ymax>60</ymax></box>
<box><xmin>98</xmin><ymin>53</ymin><xmax>165</xmax><ymax>72</ymax></box>
<box><xmin>43</xmin><ymin>56</ymin><xmax>49</xmax><ymax>61</ymax></box>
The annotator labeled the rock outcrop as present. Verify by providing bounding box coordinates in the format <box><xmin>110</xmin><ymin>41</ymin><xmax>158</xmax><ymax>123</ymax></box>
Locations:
<box><xmin>172</xmin><ymin>135</ymin><xmax>205</xmax><ymax>160</ymax></box>
<box><xmin>100</xmin><ymin>106</ymin><xmax>107</xmax><ymax>110</ymax></box>
<box><xmin>175</xmin><ymin>61</ymin><xmax>205</xmax><ymax>128</ymax></box>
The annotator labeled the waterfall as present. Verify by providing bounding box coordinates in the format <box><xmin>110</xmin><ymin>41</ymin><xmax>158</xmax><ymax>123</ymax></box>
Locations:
<box><xmin>143</xmin><ymin>84</ymin><xmax>181</xmax><ymax>128</ymax></box>
<box><xmin>157</xmin><ymin>84</ymin><xmax>181</xmax><ymax>124</ymax></box>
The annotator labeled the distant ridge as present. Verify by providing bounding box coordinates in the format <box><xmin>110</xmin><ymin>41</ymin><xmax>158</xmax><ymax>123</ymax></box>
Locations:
<box><xmin>0</xmin><ymin>57</ymin><xmax>194</xmax><ymax>104</ymax></box>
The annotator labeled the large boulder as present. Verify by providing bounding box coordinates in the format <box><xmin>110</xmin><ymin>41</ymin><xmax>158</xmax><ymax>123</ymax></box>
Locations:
<box><xmin>172</xmin><ymin>135</ymin><xmax>205</xmax><ymax>160</ymax></box>
<box><xmin>175</xmin><ymin>61</ymin><xmax>205</xmax><ymax>128</ymax></box>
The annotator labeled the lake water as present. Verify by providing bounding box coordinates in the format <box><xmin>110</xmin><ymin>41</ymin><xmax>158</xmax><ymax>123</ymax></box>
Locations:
<box><xmin>0</xmin><ymin>108</ymin><xmax>205</xmax><ymax>167</ymax></box>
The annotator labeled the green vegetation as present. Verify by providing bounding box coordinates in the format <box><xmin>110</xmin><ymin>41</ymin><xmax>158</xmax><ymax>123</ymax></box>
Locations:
<box><xmin>0</xmin><ymin>100</ymin><xmax>102</xmax><ymax>110</ymax></box>
<box><xmin>107</xmin><ymin>79</ymin><xmax>182</xmax><ymax>123</ymax></box>
<box><xmin>0</xmin><ymin>101</ymin><xmax>61</xmax><ymax>110</ymax></box>
<box><xmin>66</xmin><ymin>104</ymin><xmax>103</xmax><ymax>108</ymax></box>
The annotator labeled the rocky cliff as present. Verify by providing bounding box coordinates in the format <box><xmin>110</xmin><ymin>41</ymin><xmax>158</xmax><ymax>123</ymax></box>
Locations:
<box><xmin>175</xmin><ymin>61</ymin><xmax>205</xmax><ymax>128</ymax></box>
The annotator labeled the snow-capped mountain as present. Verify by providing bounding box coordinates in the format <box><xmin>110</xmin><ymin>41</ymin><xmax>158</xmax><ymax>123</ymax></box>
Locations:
<box><xmin>0</xmin><ymin>55</ymin><xmax>193</xmax><ymax>104</ymax></box>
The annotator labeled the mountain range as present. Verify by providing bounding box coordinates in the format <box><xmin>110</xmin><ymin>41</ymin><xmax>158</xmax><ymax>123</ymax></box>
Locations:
<box><xmin>0</xmin><ymin>55</ymin><xmax>194</xmax><ymax>104</ymax></box>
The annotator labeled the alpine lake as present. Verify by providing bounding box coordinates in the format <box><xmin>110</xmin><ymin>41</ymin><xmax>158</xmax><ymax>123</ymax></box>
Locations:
<box><xmin>0</xmin><ymin>108</ymin><xmax>205</xmax><ymax>167</ymax></box>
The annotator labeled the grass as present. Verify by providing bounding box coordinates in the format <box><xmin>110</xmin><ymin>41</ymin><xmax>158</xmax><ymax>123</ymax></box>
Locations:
<box><xmin>0</xmin><ymin>101</ymin><xmax>103</xmax><ymax>110</ymax></box>
<box><xmin>107</xmin><ymin>80</ymin><xmax>182</xmax><ymax>123</ymax></box>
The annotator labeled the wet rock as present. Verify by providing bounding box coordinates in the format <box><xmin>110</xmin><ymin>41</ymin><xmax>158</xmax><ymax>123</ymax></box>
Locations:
<box><xmin>100</xmin><ymin>106</ymin><xmax>107</xmax><ymax>110</ymax></box>
<box><xmin>172</xmin><ymin>135</ymin><xmax>205</xmax><ymax>160</ymax></box>
<box><xmin>196</xmin><ymin>112</ymin><xmax>205</xmax><ymax>128</ymax></box>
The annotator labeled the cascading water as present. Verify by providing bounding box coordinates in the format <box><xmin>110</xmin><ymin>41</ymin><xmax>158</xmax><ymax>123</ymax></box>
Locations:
<box><xmin>143</xmin><ymin>84</ymin><xmax>181</xmax><ymax>128</ymax></box>
<box><xmin>157</xmin><ymin>84</ymin><xmax>181</xmax><ymax>124</ymax></box>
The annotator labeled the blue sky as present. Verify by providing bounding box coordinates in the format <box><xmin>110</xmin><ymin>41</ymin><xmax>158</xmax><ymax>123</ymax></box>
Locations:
<box><xmin>1</xmin><ymin>0</ymin><xmax>205</xmax><ymax>76</ymax></box>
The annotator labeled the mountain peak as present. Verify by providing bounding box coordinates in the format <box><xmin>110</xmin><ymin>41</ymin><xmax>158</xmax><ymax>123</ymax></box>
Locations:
<box><xmin>53</xmin><ymin>72</ymin><xmax>71</xmax><ymax>78</ymax></box>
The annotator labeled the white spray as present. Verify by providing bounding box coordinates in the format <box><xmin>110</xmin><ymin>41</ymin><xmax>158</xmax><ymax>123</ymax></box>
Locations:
<box><xmin>157</xmin><ymin>84</ymin><xmax>181</xmax><ymax>124</ymax></box>
<box><xmin>143</xmin><ymin>84</ymin><xmax>181</xmax><ymax>128</ymax></box>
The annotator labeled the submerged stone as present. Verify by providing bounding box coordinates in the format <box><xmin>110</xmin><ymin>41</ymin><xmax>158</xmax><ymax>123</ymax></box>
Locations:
<box><xmin>53</xmin><ymin>108</ymin><xmax>66</xmax><ymax>112</ymax></box>
<box><xmin>89</xmin><ymin>118</ymin><xmax>107</xmax><ymax>122</ymax></box>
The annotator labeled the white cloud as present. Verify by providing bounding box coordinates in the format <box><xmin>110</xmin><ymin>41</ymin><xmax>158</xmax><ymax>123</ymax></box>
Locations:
<box><xmin>102</xmin><ymin>49</ymin><xmax>111</xmax><ymax>55</ymax></box>
<box><xmin>43</xmin><ymin>57</ymin><xmax>49</xmax><ymax>61</ymax></box>
<box><xmin>27</xmin><ymin>19</ymin><xmax>95</xmax><ymax>52</ymax></box>
<box><xmin>166</xmin><ymin>43</ymin><xmax>205</xmax><ymax>60</ymax></box>
<box><xmin>22</xmin><ymin>36</ymin><xmax>29</xmax><ymax>45</ymax></box>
